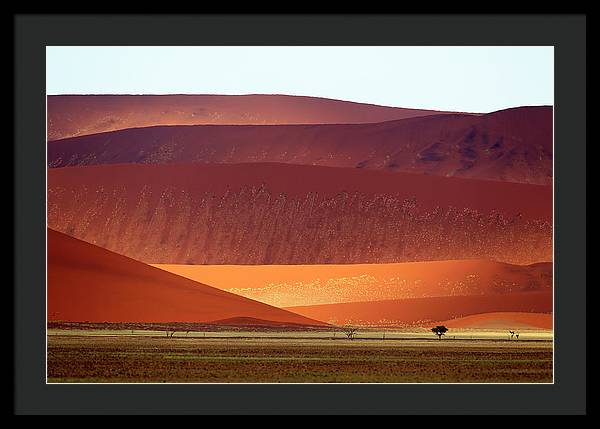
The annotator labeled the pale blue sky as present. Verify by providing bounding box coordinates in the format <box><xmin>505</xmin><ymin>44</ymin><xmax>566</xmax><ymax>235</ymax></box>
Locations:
<box><xmin>46</xmin><ymin>46</ymin><xmax>553</xmax><ymax>113</ymax></box>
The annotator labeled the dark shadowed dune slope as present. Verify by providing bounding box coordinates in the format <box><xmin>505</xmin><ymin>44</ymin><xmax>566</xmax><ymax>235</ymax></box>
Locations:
<box><xmin>48</xmin><ymin>106</ymin><xmax>552</xmax><ymax>184</ymax></box>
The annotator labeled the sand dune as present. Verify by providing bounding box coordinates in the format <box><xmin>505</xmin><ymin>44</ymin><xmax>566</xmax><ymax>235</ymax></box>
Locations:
<box><xmin>48</xmin><ymin>162</ymin><xmax>552</xmax><ymax>265</ymax></box>
<box><xmin>437</xmin><ymin>312</ymin><xmax>552</xmax><ymax>330</ymax></box>
<box><xmin>47</xmin><ymin>162</ymin><xmax>551</xmax><ymax>219</ymax></box>
<box><xmin>47</xmin><ymin>94</ymin><xmax>460</xmax><ymax>140</ymax></box>
<box><xmin>48</xmin><ymin>105</ymin><xmax>552</xmax><ymax>185</ymax></box>
<box><xmin>47</xmin><ymin>228</ymin><xmax>325</xmax><ymax>326</ymax></box>
<box><xmin>286</xmin><ymin>291</ymin><xmax>553</xmax><ymax>327</ymax></box>
<box><xmin>152</xmin><ymin>260</ymin><xmax>552</xmax><ymax>307</ymax></box>
<box><xmin>207</xmin><ymin>317</ymin><xmax>319</xmax><ymax>328</ymax></box>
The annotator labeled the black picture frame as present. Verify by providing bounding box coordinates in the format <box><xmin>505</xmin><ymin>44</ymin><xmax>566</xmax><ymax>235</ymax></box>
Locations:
<box><xmin>14</xmin><ymin>14</ymin><xmax>586</xmax><ymax>415</ymax></box>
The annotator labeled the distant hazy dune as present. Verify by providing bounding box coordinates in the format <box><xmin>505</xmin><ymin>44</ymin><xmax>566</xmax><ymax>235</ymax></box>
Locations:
<box><xmin>48</xmin><ymin>103</ymin><xmax>551</xmax><ymax>185</ymax></box>
<box><xmin>47</xmin><ymin>94</ymin><xmax>460</xmax><ymax>140</ymax></box>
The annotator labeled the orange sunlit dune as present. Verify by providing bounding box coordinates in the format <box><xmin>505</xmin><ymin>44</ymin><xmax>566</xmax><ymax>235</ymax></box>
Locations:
<box><xmin>285</xmin><ymin>291</ymin><xmax>552</xmax><ymax>327</ymax></box>
<box><xmin>47</xmin><ymin>228</ymin><xmax>325</xmax><ymax>326</ymax></box>
<box><xmin>151</xmin><ymin>260</ymin><xmax>552</xmax><ymax>307</ymax></box>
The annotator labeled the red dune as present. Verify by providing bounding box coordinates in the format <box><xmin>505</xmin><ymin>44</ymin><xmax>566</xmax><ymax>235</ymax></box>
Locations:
<box><xmin>285</xmin><ymin>291</ymin><xmax>553</xmax><ymax>327</ymax></box>
<box><xmin>47</xmin><ymin>228</ymin><xmax>325</xmax><ymax>326</ymax></box>
<box><xmin>207</xmin><ymin>317</ymin><xmax>320</xmax><ymax>328</ymax></box>
<box><xmin>47</xmin><ymin>94</ymin><xmax>461</xmax><ymax>140</ymax></box>
<box><xmin>437</xmin><ymin>312</ymin><xmax>553</xmax><ymax>330</ymax></box>
<box><xmin>151</xmin><ymin>260</ymin><xmax>552</xmax><ymax>307</ymax></box>
<box><xmin>48</xmin><ymin>106</ymin><xmax>552</xmax><ymax>185</ymax></box>
<box><xmin>48</xmin><ymin>162</ymin><xmax>552</xmax><ymax>265</ymax></box>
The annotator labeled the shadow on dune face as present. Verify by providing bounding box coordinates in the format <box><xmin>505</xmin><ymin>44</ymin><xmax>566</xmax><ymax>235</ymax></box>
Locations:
<box><xmin>47</xmin><ymin>103</ymin><xmax>552</xmax><ymax>185</ymax></box>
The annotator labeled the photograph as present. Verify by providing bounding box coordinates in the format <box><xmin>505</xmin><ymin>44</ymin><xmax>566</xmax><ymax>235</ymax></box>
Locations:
<box><xmin>45</xmin><ymin>45</ymin><xmax>555</xmax><ymax>384</ymax></box>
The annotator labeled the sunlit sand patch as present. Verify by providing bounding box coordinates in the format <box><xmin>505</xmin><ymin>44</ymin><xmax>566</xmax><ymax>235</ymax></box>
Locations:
<box><xmin>151</xmin><ymin>260</ymin><xmax>552</xmax><ymax>308</ymax></box>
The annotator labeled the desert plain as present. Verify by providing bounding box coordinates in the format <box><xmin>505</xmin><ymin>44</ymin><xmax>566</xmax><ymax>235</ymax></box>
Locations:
<box><xmin>47</xmin><ymin>95</ymin><xmax>553</xmax><ymax>383</ymax></box>
<box><xmin>47</xmin><ymin>326</ymin><xmax>552</xmax><ymax>383</ymax></box>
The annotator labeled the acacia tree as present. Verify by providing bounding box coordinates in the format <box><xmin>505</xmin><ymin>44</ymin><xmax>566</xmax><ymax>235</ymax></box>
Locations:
<box><xmin>343</xmin><ymin>326</ymin><xmax>358</xmax><ymax>340</ymax></box>
<box><xmin>431</xmin><ymin>325</ymin><xmax>448</xmax><ymax>340</ymax></box>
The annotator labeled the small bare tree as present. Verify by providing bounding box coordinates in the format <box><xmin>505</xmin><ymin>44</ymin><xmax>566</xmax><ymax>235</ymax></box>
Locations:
<box><xmin>509</xmin><ymin>330</ymin><xmax>515</xmax><ymax>340</ymax></box>
<box><xmin>343</xmin><ymin>326</ymin><xmax>358</xmax><ymax>340</ymax></box>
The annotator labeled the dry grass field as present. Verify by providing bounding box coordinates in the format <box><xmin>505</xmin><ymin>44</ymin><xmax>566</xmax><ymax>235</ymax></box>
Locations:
<box><xmin>47</xmin><ymin>329</ymin><xmax>552</xmax><ymax>383</ymax></box>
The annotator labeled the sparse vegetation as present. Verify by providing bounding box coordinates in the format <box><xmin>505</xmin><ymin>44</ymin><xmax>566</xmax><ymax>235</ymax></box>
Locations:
<box><xmin>508</xmin><ymin>330</ymin><xmax>520</xmax><ymax>340</ymax></box>
<box><xmin>47</xmin><ymin>332</ymin><xmax>553</xmax><ymax>383</ymax></box>
<box><xmin>343</xmin><ymin>326</ymin><xmax>358</xmax><ymax>340</ymax></box>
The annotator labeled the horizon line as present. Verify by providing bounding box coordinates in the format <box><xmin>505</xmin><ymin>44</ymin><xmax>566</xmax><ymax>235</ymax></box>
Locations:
<box><xmin>45</xmin><ymin>93</ymin><xmax>553</xmax><ymax>115</ymax></box>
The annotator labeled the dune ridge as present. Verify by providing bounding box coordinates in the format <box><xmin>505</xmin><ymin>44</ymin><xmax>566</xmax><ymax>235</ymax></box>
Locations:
<box><xmin>437</xmin><ymin>312</ymin><xmax>553</xmax><ymax>330</ymax></box>
<box><xmin>151</xmin><ymin>260</ymin><xmax>552</xmax><ymax>307</ymax></box>
<box><xmin>47</xmin><ymin>228</ymin><xmax>325</xmax><ymax>326</ymax></box>
<box><xmin>285</xmin><ymin>291</ymin><xmax>553</xmax><ymax>327</ymax></box>
<box><xmin>48</xmin><ymin>105</ymin><xmax>552</xmax><ymax>185</ymax></box>
<box><xmin>47</xmin><ymin>94</ymin><xmax>461</xmax><ymax>140</ymax></box>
